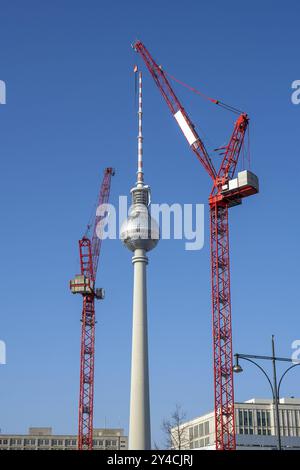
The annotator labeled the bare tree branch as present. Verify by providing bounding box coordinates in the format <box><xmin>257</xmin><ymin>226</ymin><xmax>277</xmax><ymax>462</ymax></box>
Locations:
<box><xmin>161</xmin><ymin>404</ymin><xmax>189</xmax><ymax>450</ymax></box>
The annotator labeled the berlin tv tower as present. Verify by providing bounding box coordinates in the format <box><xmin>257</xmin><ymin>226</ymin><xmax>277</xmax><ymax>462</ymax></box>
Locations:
<box><xmin>120</xmin><ymin>70</ymin><xmax>159</xmax><ymax>450</ymax></box>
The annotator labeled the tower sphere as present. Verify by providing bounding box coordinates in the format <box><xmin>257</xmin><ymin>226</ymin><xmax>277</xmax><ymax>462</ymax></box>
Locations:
<box><xmin>120</xmin><ymin>202</ymin><xmax>159</xmax><ymax>252</ymax></box>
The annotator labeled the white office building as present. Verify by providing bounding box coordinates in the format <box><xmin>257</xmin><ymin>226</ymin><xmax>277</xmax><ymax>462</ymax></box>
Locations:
<box><xmin>0</xmin><ymin>427</ymin><xmax>128</xmax><ymax>450</ymax></box>
<box><xmin>174</xmin><ymin>398</ymin><xmax>300</xmax><ymax>450</ymax></box>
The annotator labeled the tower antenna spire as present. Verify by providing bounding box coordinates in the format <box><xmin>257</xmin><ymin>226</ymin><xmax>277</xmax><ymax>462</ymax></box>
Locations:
<box><xmin>137</xmin><ymin>69</ymin><xmax>144</xmax><ymax>186</ymax></box>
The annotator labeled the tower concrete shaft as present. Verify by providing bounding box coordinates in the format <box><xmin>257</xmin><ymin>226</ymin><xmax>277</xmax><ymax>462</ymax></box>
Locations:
<box><xmin>129</xmin><ymin>248</ymin><xmax>151</xmax><ymax>449</ymax></box>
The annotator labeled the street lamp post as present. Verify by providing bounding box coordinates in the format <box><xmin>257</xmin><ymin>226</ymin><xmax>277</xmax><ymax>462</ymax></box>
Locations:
<box><xmin>233</xmin><ymin>335</ymin><xmax>300</xmax><ymax>450</ymax></box>
<box><xmin>271</xmin><ymin>335</ymin><xmax>281</xmax><ymax>451</ymax></box>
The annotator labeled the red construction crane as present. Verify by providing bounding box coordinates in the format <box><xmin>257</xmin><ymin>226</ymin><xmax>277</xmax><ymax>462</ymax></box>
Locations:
<box><xmin>70</xmin><ymin>167</ymin><xmax>115</xmax><ymax>450</ymax></box>
<box><xmin>133</xmin><ymin>41</ymin><xmax>259</xmax><ymax>450</ymax></box>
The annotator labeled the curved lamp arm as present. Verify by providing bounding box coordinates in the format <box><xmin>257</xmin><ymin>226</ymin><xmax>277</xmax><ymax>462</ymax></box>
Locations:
<box><xmin>237</xmin><ymin>356</ymin><xmax>275</xmax><ymax>399</ymax></box>
<box><xmin>278</xmin><ymin>363</ymin><xmax>300</xmax><ymax>397</ymax></box>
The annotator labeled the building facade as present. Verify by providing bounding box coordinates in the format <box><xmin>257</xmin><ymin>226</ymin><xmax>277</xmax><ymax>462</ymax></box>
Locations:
<box><xmin>0</xmin><ymin>427</ymin><xmax>128</xmax><ymax>450</ymax></box>
<box><xmin>175</xmin><ymin>398</ymin><xmax>300</xmax><ymax>450</ymax></box>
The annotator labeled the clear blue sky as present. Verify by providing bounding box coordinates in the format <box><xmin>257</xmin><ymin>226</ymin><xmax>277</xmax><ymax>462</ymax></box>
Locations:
<box><xmin>0</xmin><ymin>0</ymin><xmax>299</xmax><ymax>446</ymax></box>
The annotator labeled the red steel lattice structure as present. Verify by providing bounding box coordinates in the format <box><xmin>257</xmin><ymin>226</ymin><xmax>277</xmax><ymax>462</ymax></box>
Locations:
<box><xmin>133</xmin><ymin>41</ymin><xmax>258</xmax><ymax>450</ymax></box>
<box><xmin>70</xmin><ymin>167</ymin><xmax>115</xmax><ymax>450</ymax></box>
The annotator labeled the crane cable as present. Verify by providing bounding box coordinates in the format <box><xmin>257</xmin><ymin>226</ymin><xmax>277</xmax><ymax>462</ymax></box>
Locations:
<box><xmin>164</xmin><ymin>68</ymin><xmax>250</xmax><ymax>166</ymax></box>
<box><xmin>164</xmin><ymin>70</ymin><xmax>244</xmax><ymax>115</ymax></box>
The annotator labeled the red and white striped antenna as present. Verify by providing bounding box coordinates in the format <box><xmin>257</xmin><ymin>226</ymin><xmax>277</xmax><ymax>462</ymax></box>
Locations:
<box><xmin>136</xmin><ymin>68</ymin><xmax>144</xmax><ymax>187</ymax></box>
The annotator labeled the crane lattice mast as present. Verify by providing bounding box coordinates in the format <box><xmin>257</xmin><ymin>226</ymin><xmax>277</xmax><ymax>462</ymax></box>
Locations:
<box><xmin>70</xmin><ymin>167</ymin><xmax>115</xmax><ymax>450</ymax></box>
<box><xmin>133</xmin><ymin>41</ymin><xmax>258</xmax><ymax>450</ymax></box>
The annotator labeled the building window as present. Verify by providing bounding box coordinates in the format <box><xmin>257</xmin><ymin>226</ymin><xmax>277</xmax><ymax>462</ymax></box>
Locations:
<box><xmin>257</xmin><ymin>411</ymin><xmax>261</xmax><ymax>427</ymax></box>
<box><xmin>205</xmin><ymin>437</ymin><xmax>209</xmax><ymax>446</ymax></box>
<box><xmin>24</xmin><ymin>439</ymin><xmax>35</xmax><ymax>446</ymax></box>
<box><xmin>267</xmin><ymin>411</ymin><xmax>271</xmax><ymax>427</ymax></box>
<box><xmin>52</xmin><ymin>439</ymin><xmax>57</xmax><ymax>446</ymax></box>
<box><xmin>189</xmin><ymin>441</ymin><xmax>193</xmax><ymax>449</ymax></box>
<box><xmin>249</xmin><ymin>429</ymin><xmax>253</xmax><ymax>435</ymax></box>
<box><xmin>189</xmin><ymin>428</ymin><xmax>193</xmax><ymax>440</ymax></box>
<box><xmin>243</xmin><ymin>410</ymin><xmax>248</xmax><ymax>426</ymax></box>
<box><xmin>249</xmin><ymin>411</ymin><xmax>253</xmax><ymax>427</ymax></box>
<box><xmin>204</xmin><ymin>421</ymin><xmax>209</xmax><ymax>436</ymax></box>
<box><xmin>38</xmin><ymin>439</ymin><xmax>49</xmax><ymax>446</ymax></box>
<box><xmin>10</xmin><ymin>439</ymin><xmax>16</xmax><ymax>445</ymax></box>
<box><xmin>72</xmin><ymin>439</ymin><xmax>77</xmax><ymax>446</ymax></box>
<box><xmin>199</xmin><ymin>423</ymin><xmax>203</xmax><ymax>437</ymax></box>
<box><xmin>239</xmin><ymin>410</ymin><xmax>243</xmax><ymax>426</ymax></box>
<box><xmin>295</xmin><ymin>410</ymin><xmax>300</xmax><ymax>435</ymax></box>
<box><xmin>193</xmin><ymin>425</ymin><xmax>198</xmax><ymax>439</ymax></box>
<box><xmin>280</xmin><ymin>410</ymin><xmax>284</xmax><ymax>428</ymax></box>
<box><xmin>289</xmin><ymin>410</ymin><xmax>292</xmax><ymax>433</ymax></box>
<box><xmin>262</xmin><ymin>411</ymin><xmax>266</xmax><ymax>427</ymax></box>
<box><xmin>239</xmin><ymin>428</ymin><xmax>244</xmax><ymax>434</ymax></box>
